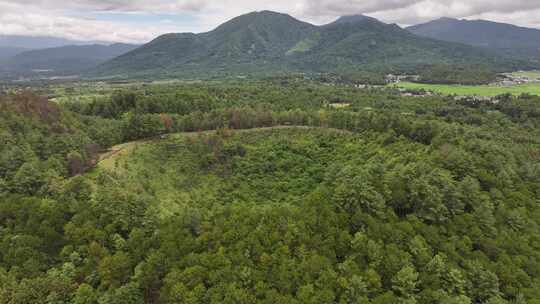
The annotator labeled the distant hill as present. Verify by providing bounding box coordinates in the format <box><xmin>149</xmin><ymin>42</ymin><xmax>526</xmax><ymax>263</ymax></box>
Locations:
<box><xmin>0</xmin><ymin>47</ymin><xmax>27</xmax><ymax>63</ymax></box>
<box><xmin>5</xmin><ymin>43</ymin><xmax>138</xmax><ymax>75</ymax></box>
<box><xmin>0</xmin><ymin>35</ymin><xmax>108</xmax><ymax>49</ymax></box>
<box><xmin>407</xmin><ymin>18</ymin><xmax>540</xmax><ymax>60</ymax></box>
<box><xmin>94</xmin><ymin>11</ymin><xmax>525</xmax><ymax>79</ymax></box>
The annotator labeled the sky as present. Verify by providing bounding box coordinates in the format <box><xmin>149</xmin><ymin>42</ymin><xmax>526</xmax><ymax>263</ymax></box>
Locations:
<box><xmin>1</xmin><ymin>0</ymin><xmax>540</xmax><ymax>44</ymax></box>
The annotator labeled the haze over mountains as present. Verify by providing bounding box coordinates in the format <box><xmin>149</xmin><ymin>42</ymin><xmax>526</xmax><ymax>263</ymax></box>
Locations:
<box><xmin>408</xmin><ymin>18</ymin><xmax>540</xmax><ymax>61</ymax></box>
<box><xmin>5</xmin><ymin>44</ymin><xmax>138</xmax><ymax>75</ymax></box>
<box><xmin>0</xmin><ymin>47</ymin><xmax>27</xmax><ymax>64</ymax></box>
<box><xmin>0</xmin><ymin>35</ymin><xmax>93</xmax><ymax>67</ymax></box>
<box><xmin>0</xmin><ymin>35</ymin><xmax>110</xmax><ymax>50</ymax></box>
<box><xmin>0</xmin><ymin>35</ymin><xmax>138</xmax><ymax>78</ymax></box>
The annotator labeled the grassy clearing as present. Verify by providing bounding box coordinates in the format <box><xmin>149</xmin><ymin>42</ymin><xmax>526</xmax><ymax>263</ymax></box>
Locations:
<box><xmin>93</xmin><ymin>127</ymin><xmax>362</xmax><ymax>216</ymax></box>
<box><xmin>97</xmin><ymin>141</ymin><xmax>141</xmax><ymax>170</ymax></box>
<box><xmin>96</xmin><ymin>126</ymin><xmax>351</xmax><ymax>171</ymax></box>
<box><xmin>52</xmin><ymin>93</ymin><xmax>110</xmax><ymax>104</ymax></box>
<box><xmin>393</xmin><ymin>81</ymin><xmax>540</xmax><ymax>97</ymax></box>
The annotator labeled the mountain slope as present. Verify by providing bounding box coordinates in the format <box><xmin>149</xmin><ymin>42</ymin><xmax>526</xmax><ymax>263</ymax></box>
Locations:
<box><xmin>96</xmin><ymin>11</ymin><xmax>317</xmax><ymax>77</ymax></box>
<box><xmin>408</xmin><ymin>18</ymin><xmax>540</xmax><ymax>60</ymax></box>
<box><xmin>0</xmin><ymin>47</ymin><xmax>27</xmax><ymax>63</ymax></box>
<box><xmin>204</xmin><ymin>11</ymin><xmax>317</xmax><ymax>58</ymax></box>
<box><xmin>6</xmin><ymin>43</ymin><xmax>138</xmax><ymax>75</ymax></box>
<box><xmin>93</xmin><ymin>11</ymin><xmax>525</xmax><ymax>79</ymax></box>
<box><xmin>293</xmin><ymin>16</ymin><xmax>512</xmax><ymax>73</ymax></box>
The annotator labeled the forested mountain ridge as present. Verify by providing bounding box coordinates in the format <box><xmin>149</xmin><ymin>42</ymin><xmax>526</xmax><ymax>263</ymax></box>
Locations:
<box><xmin>1</xmin><ymin>82</ymin><xmax>539</xmax><ymax>303</ymax></box>
<box><xmin>93</xmin><ymin>11</ymin><xmax>317</xmax><ymax>77</ymax></box>
<box><xmin>93</xmin><ymin>11</ymin><xmax>528</xmax><ymax>79</ymax></box>
<box><xmin>292</xmin><ymin>15</ymin><xmax>511</xmax><ymax>73</ymax></box>
<box><xmin>408</xmin><ymin>17</ymin><xmax>540</xmax><ymax>60</ymax></box>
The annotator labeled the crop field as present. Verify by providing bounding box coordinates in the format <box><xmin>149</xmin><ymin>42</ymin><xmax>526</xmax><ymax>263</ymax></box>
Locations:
<box><xmin>394</xmin><ymin>81</ymin><xmax>540</xmax><ymax>96</ymax></box>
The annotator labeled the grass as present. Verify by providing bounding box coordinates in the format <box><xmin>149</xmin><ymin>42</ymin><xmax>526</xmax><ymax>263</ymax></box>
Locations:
<box><xmin>393</xmin><ymin>81</ymin><xmax>540</xmax><ymax>97</ymax></box>
<box><xmin>96</xmin><ymin>126</ymin><xmax>350</xmax><ymax>171</ymax></box>
<box><xmin>286</xmin><ymin>33</ymin><xmax>320</xmax><ymax>56</ymax></box>
<box><xmin>511</xmin><ymin>70</ymin><xmax>540</xmax><ymax>78</ymax></box>
<box><xmin>52</xmin><ymin>93</ymin><xmax>110</xmax><ymax>104</ymax></box>
<box><xmin>97</xmin><ymin>141</ymin><xmax>141</xmax><ymax>171</ymax></box>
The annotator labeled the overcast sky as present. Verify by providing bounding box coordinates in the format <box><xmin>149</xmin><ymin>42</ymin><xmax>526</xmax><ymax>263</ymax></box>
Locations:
<box><xmin>1</xmin><ymin>0</ymin><xmax>540</xmax><ymax>44</ymax></box>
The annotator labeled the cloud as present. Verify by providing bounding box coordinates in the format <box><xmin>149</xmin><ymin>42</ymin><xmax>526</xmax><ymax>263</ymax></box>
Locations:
<box><xmin>0</xmin><ymin>0</ymin><xmax>540</xmax><ymax>43</ymax></box>
<box><xmin>301</xmin><ymin>0</ymin><xmax>540</xmax><ymax>25</ymax></box>
<box><xmin>0</xmin><ymin>1</ymin><xmax>204</xmax><ymax>43</ymax></box>
<box><xmin>1</xmin><ymin>0</ymin><xmax>211</xmax><ymax>12</ymax></box>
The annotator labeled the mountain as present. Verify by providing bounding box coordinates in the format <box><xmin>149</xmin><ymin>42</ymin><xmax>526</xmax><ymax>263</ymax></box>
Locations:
<box><xmin>293</xmin><ymin>15</ymin><xmax>514</xmax><ymax>73</ymax></box>
<box><xmin>332</xmin><ymin>14</ymin><xmax>380</xmax><ymax>25</ymax></box>
<box><xmin>0</xmin><ymin>47</ymin><xmax>28</xmax><ymax>63</ymax></box>
<box><xmin>93</xmin><ymin>11</ymin><xmax>527</xmax><ymax>79</ymax></box>
<box><xmin>95</xmin><ymin>11</ymin><xmax>317</xmax><ymax>77</ymax></box>
<box><xmin>4</xmin><ymin>43</ymin><xmax>138</xmax><ymax>75</ymax></box>
<box><xmin>407</xmin><ymin>18</ymin><xmax>540</xmax><ymax>59</ymax></box>
<box><xmin>0</xmin><ymin>35</ymin><xmax>108</xmax><ymax>50</ymax></box>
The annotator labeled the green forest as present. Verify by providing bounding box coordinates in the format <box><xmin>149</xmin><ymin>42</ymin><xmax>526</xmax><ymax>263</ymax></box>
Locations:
<box><xmin>0</xmin><ymin>80</ymin><xmax>539</xmax><ymax>303</ymax></box>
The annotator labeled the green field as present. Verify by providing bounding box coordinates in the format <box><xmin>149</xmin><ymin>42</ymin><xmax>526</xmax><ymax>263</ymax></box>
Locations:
<box><xmin>511</xmin><ymin>70</ymin><xmax>540</xmax><ymax>78</ymax></box>
<box><xmin>394</xmin><ymin>81</ymin><xmax>540</xmax><ymax>96</ymax></box>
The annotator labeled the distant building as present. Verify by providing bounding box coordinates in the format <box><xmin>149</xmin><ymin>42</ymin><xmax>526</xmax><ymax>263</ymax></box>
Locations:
<box><xmin>385</xmin><ymin>74</ymin><xmax>420</xmax><ymax>84</ymax></box>
<box><xmin>454</xmin><ymin>95</ymin><xmax>499</xmax><ymax>104</ymax></box>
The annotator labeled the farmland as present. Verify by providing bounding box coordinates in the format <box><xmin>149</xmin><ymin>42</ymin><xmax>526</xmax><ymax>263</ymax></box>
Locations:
<box><xmin>511</xmin><ymin>70</ymin><xmax>540</xmax><ymax>78</ymax></box>
<box><xmin>394</xmin><ymin>81</ymin><xmax>540</xmax><ymax>96</ymax></box>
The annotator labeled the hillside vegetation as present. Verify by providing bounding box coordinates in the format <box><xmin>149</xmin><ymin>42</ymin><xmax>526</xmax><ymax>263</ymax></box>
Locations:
<box><xmin>93</xmin><ymin>11</ymin><xmax>530</xmax><ymax>82</ymax></box>
<box><xmin>1</xmin><ymin>81</ymin><xmax>539</xmax><ymax>303</ymax></box>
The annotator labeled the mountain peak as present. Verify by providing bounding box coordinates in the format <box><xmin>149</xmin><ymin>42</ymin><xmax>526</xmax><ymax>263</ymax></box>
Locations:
<box><xmin>333</xmin><ymin>15</ymin><xmax>380</xmax><ymax>25</ymax></box>
<box><xmin>436</xmin><ymin>17</ymin><xmax>459</xmax><ymax>22</ymax></box>
<box><xmin>236</xmin><ymin>10</ymin><xmax>294</xmax><ymax>20</ymax></box>
<box><xmin>254</xmin><ymin>10</ymin><xmax>284</xmax><ymax>16</ymax></box>
<box><xmin>210</xmin><ymin>10</ymin><xmax>310</xmax><ymax>34</ymax></box>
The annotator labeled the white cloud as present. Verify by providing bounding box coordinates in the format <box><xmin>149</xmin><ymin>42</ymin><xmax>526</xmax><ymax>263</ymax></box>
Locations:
<box><xmin>0</xmin><ymin>1</ymin><xmax>201</xmax><ymax>43</ymax></box>
<box><xmin>0</xmin><ymin>0</ymin><xmax>540</xmax><ymax>43</ymax></box>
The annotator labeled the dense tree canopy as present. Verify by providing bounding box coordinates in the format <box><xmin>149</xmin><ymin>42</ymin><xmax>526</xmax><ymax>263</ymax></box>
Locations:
<box><xmin>0</xmin><ymin>80</ymin><xmax>539</xmax><ymax>303</ymax></box>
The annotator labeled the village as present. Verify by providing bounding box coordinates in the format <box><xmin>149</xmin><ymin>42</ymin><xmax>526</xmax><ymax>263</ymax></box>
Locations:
<box><xmin>495</xmin><ymin>71</ymin><xmax>540</xmax><ymax>86</ymax></box>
